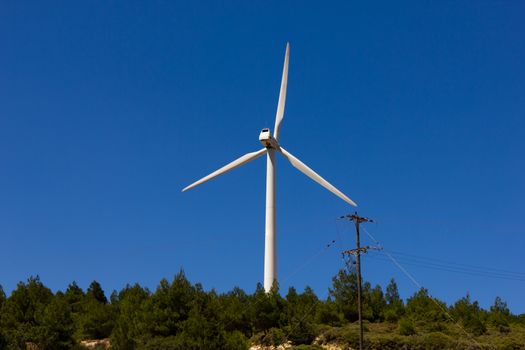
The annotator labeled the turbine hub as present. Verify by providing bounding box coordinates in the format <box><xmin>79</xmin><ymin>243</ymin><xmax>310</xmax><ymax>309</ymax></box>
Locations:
<box><xmin>259</xmin><ymin>128</ymin><xmax>279</xmax><ymax>149</ymax></box>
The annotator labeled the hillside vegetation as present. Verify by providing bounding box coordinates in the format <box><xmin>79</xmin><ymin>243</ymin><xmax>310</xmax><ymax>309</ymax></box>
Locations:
<box><xmin>0</xmin><ymin>269</ymin><xmax>523</xmax><ymax>350</ymax></box>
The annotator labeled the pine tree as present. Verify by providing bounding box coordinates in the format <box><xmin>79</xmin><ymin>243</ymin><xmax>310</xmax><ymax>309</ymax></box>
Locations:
<box><xmin>329</xmin><ymin>268</ymin><xmax>358</xmax><ymax>322</ymax></box>
<box><xmin>384</xmin><ymin>279</ymin><xmax>404</xmax><ymax>322</ymax></box>
<box><xmin>450</xmin><ymin>294</ymin><xmax>486</xmax><ymax>336</ymax></box>
<box><xmin>489</xmin><ymin>296</ymin><xmax>511</xmax><ymax>333</ymax></box>
<box><xmin>87</xmin><ymin>281</ymin><xmax>107</xmax><ymax>304</ymax></box>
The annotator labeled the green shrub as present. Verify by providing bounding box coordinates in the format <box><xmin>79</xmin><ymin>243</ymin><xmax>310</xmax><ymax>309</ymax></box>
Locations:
<box><xmin>316</xmin><ymin>326</ymin><xmax>358</xmax><ymax>347</ymax></box>
<box><xmin>424</xmin><ymin>321</ymin><xmax>447</xmax><ymax>333</ymax></box>
<box><xmin>223</xmin><ymin>331</ymin><xmax>249</xmax><ymax>350</ymax></box>
<box><xmin>140</xmin><ymin>336</ymin><xmax>184</xmax><ymax>350</ymax></box>
<box><xmin>341</xmin><ymin>328</ymin><xmax>359</xmax><ymax>346</ymax></box>
<box><xmin>384</xmin><ymin>308</ymin><xmax>400</xmax><ymax>323</ymax></box>
<box><xmin>398</xmin><ymin>318</ymin><xmax>416</xmax><ymax>336</ymax></box>
<box><xmin>497</xmin><ymin>324</ymin><xmax>511</xmax><ymax>334</ymax></box>
<box><xmin>369</xmin><ymin>335</ymin><xmax>407</xmax><ymax>350</ymax></box>
<box><xmin>498</xmin><ymin>339</ymin><xmax>523</xmax><ymax>350</ymax></box>
<box><xmin>315</xmin><ymin>327</ymin><xmax>342</xmax><ymax>344</ymax></box>
<box><xmin>463</xmin><ymin>316</ymin><xmax>486</xmax><ymax>336</ymax></box>
<box><xmin>422</xmin><ymin>332</ymin><xmax>453</xmax><ymax>349</ymax></box>
<box><xmin>315</xmin><ymin>302</ymin><xmax>342</xmax><ymax>326</ymax></box>
<box><xmin>290</xmin><ymin>345</ymin><xmax>324</xmax><ymax>350</ymax></box>
<box><xmin>285</xmin><ymin>321</ymin><xmax>318</xmax><ymax>345</ymax></box>
<box><xmin>260</xmin><ymin>328</ymin><xmax>286</xmax><ymax>346</ymax></box>
<box><xmin>249</xmin><ymin>331</ymin><xmax>265</xmax><ymax>345</ymax></box>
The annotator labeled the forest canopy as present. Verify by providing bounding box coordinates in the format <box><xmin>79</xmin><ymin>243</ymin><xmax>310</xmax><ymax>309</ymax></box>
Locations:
<box><xmin>0</xmin><ymin>270</ymin><xmax>523</xmax><ymax>350</ymax></box>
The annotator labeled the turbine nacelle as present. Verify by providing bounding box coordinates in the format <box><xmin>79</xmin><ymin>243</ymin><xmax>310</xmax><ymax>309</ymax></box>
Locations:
<box><xmin>259</xmin><ymin>128</ymin><xmax>279</xmax><ymax>149</ymax></box>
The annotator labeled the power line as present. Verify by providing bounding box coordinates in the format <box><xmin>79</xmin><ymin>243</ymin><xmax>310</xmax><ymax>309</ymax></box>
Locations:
<box><xmin>360</xmin><ymin>227</ymin><xmax>525</xmax><ymax>281</ymax></box>
<box><xmin>366</xmin><ymin>253</ymin><xmax>525</xmax><ymax>282</ymax></box>
<box><xmin>359</xmin><ymin>226</ymin><xmax>492</xmax><ymax>349</ymax></box>
<box><xmin>376</xmin><ymin>249</ymin><xmax>525</xmax><ymax>277</ymax></box>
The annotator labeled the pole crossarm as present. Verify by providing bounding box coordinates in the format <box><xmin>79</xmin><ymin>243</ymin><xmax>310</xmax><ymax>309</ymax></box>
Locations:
<box><xmin>342</xmin><ymin>245</ymin><xmax>382</xmax><ymax>256</ymax></box>
<box><xmin>340</xmin><ymin>212</ymin><xmax>374</xmax><ymax>224</ymax></box>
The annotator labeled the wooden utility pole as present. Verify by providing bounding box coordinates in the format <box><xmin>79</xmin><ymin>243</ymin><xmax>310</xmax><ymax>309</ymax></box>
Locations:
<box><xmin>341</xmin><ymin>212</ymin><xmax>375</xmax><ymax>350</ymax></box>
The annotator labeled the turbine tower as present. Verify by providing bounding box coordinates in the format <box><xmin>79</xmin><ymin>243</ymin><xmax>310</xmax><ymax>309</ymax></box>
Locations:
<box><xmin>183</xmin><ymin>43</ymin><xmax>357</xmax><ymax>292</ymax></box>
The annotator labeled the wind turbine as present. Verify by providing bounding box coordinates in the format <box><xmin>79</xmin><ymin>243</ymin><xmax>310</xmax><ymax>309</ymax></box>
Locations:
<box><xmin>182</xmin><ymin>43</ymin><xmax>357</xmax><ymax>292</ymax></box>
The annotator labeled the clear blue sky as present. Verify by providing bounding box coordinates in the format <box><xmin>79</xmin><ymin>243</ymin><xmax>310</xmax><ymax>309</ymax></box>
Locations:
<box><xmin>1</xmin><ymin>1</ymin><xmax>524</xmax><ymax>313</ymax></box>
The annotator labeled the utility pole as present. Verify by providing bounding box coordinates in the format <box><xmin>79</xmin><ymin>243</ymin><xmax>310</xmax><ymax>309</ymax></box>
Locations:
<box><xmin>341</xmin><ymin>212</ymin><xmax>376</xmax><ymax>350</ymax></box>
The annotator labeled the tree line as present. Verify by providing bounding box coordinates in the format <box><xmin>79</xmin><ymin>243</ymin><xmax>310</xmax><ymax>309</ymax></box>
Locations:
<box><xmin>0</xmin><ymin>269</ymin><xmax>522</xmax><ymax>350</ymax></box>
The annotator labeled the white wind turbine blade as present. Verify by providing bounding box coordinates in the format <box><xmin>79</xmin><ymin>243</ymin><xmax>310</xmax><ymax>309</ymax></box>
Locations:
<box><xmin>182</xmin><ymin>148</ymin><xmax>267</xmax><ymax>192</ymax></box>
<box><xmin>278</xmin><ymin>147</ymin><xmax>357</xmax><ymax>206</ymax></box>
<box><xmin>273</xmin><ymin>43</ymin><xmax>290</xmax><ymax>141</ymax></box>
